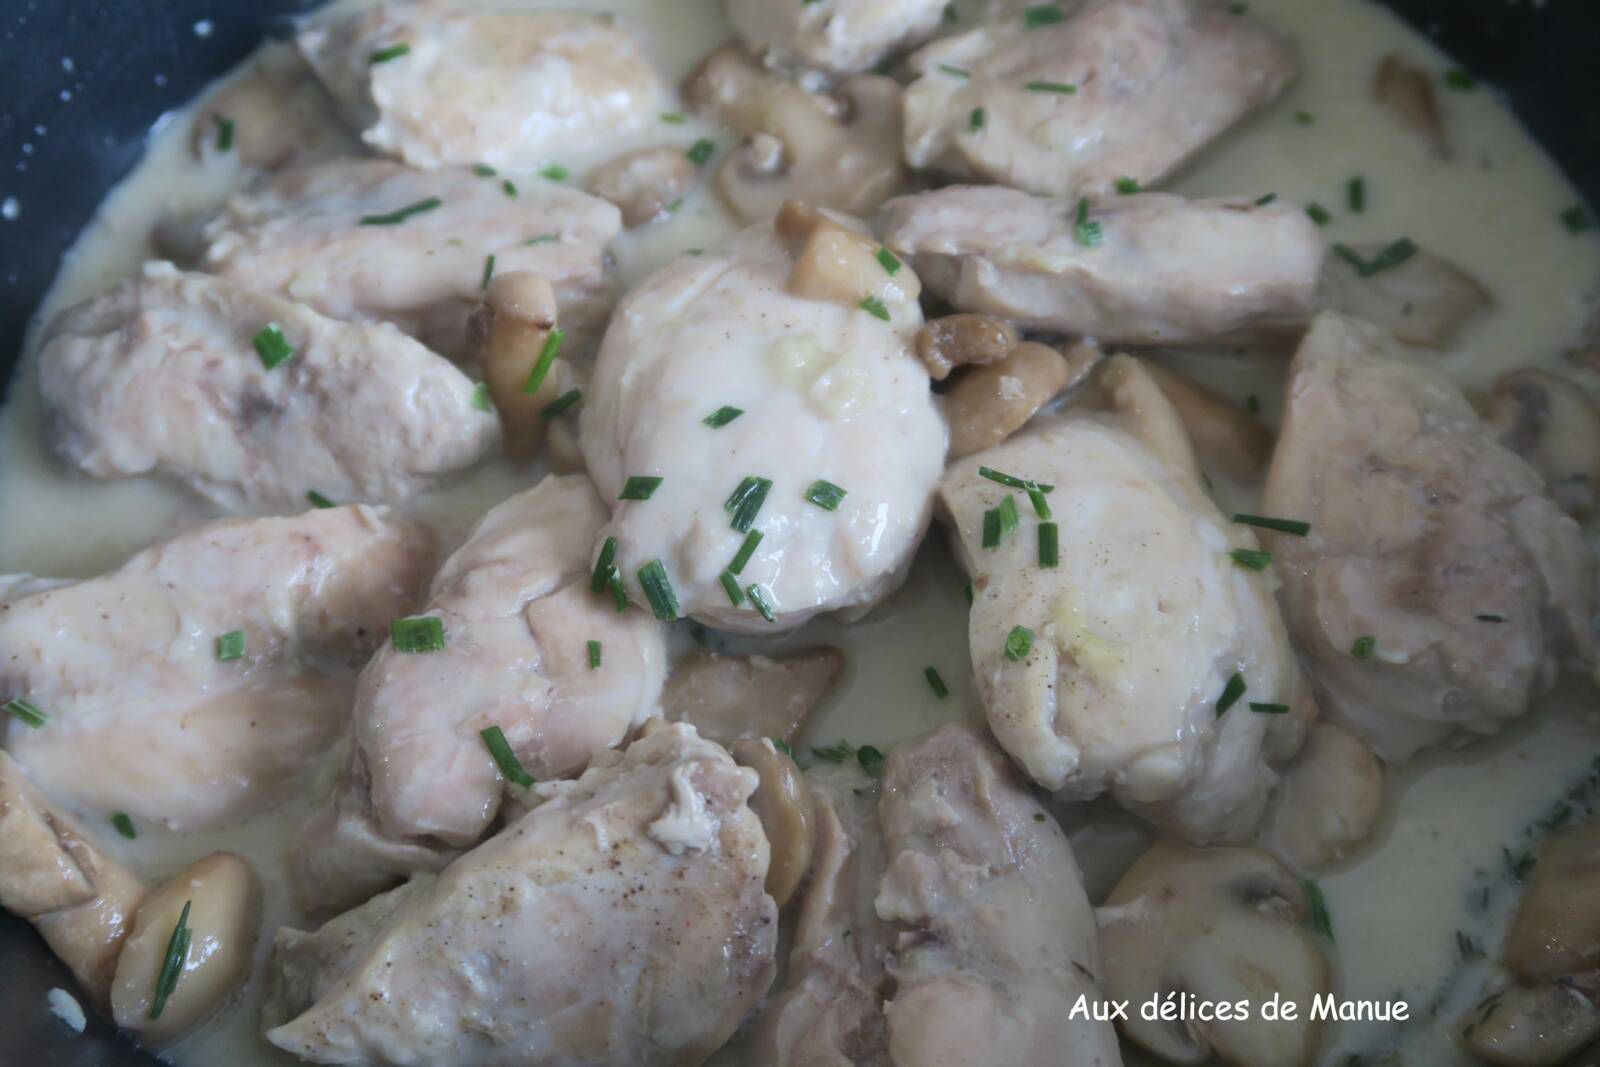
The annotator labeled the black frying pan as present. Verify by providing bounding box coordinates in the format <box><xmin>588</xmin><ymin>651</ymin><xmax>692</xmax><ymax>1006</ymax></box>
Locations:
<box><xmin>0</xmin><ymin>1</ymin><xmax>1596</xmax><ymax>1063</ymax></box>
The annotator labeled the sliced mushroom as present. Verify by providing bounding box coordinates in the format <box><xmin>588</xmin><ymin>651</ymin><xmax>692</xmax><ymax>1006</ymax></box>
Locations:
<box><xmin>1083</xmin><ymin>349</ymin><xmax>1201</xmax><ymax>481</ymax></box>
<box><xmin>1099</xmin><ymin>841</ymin><xmax>1332</xmax><ymax>1067</ymax></box>
<box><xmin>468</xmin><ymin>271</ymin><xmax>563</xmax><ymax>461</ymax></box>
<box><xmin>916</xmin><ymin>314</ymin><xmax>1020</xmax><ymax>381</ymax></box>
<box><xmin>1483</xmin><ymin>370</ymin><xmax>1600</xmax><ymax>516</ymax></box>
<box><xmin>683</xmin><ymin>44</ymin><xmax>907</xmax><ymax>224</ymax></box>
<box><xmin>946</xmin><ymin>340</ymin><xmax>1100</xmax><ymax>459</ymax></box>
<box><xmin>111</xmin><ymin>851</ymin><xmax>262</xmax><ymax>1045</ymax></box>
<box><xmin>190</xmin><ymin>45</ymin><xmax>352</xmax><ymax>170</ymax></box>
<box><xmin>730</xmin><ymin>738</ymin><xmax>817</xmax><ymax>908</ymax></box>
<box><xmin>1142</xmin><ymin>361</ymin><xmax>1276</xmax><ymax>483</ymax></box>
<box><xmin>662</xmin><ymin>647</ymin><xmax>846</xmax><ymax>747</ymax></box>
<box><xmin>1375</xmin><ymin>54</ymin><xmax>1451</xmax><ymax>159</ymax></box>
<box><xmin>1506</xmin><ymin>820</ymin><xmax>1600</xmax><ymax>982</ymax></box>
<box><xmin>776</xmin><ymin>200</ymin><xmax>921</xmax><ymax>308</ymax></box>
<box><xmin>0</xmin><ymin>750</ymin><xmax>145</xmax><ymax>1008</ymax></box>
<box><xmin>585</xmin><ymin>146</ymin><xmax>698</xmax><ymax>228</ymax></box>
<box><xmin>1319</xmin><ymin>243</ymin><xmax>1492</xmax><ymax>349</ymax></box>
<box><xmin>1461</xmin><ymin>977</ymin><xmax>1600</xmax><ymax>1067</ymax></box>
<box><xmin>1261</xmin><ymin>721</ymin><xmax>1385</xmax><ymax>872</ymax></box>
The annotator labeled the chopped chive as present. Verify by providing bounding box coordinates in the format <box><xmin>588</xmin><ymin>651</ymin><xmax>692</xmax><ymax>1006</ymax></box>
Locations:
<box><xmin>687</xmin><ymin>139</ymin><xmax>716</xmax><ymax>166</ymax></box>
<box><xmin>1233</xmin><ymin>514</ymin><xmax>1310</xmax><ymax>536</ymax></box>
<box><xmin>963</xmin><ymin>582</ymin><xmax>974</xmax><ymax>603</ymax></box>
<box><xmin>1215</xmin><ymin>672</ymin><xmax>1247</xmax><ymax>717</ymax></box>
<box><xmin>1074</xmin><ymin>197</ymin><xmax>1103</xmax><ymax>246</ymax></box>
<box><xmin>1038</xmin><ymin>522</ymin><xmax>1059</xmax><ymax>567</ymax></box>
<box><xmin>1004</xmin><ymin>625</ymin><xmax>1034</xmax><ymax>662</ymax></box>
<box><xmin>719</xmin><ymin>571</ymin><xmax>744</xmax><ymax>606</ymax></box>
<box><xmin>772</xmin><ymin>738</ymin><xmax>794</xmax><ymax>758</ymax></box>
<box><xmin>391</xmin><ymin>616</ymin><xmax>445</xmax><ymax>653</ymax></box>
<box><xmin>1443</xmin><ymin>67</ymin><xmax>1476</xmax><ymax>91</ymax></box>
<box><xmin>1351</xmin><ymin>635</ymin><xmax>1376</xmax><ymax>659</ymax></box>
<box><xmin>472</xmin><ymin>163</ymin><xmax>497</xmax><ymax>177</ymax></box>
<box><xmin>638</xmin><ymin>560</ymin><xmax>679</xmax><ymax>620</ymax></box>
<box><xmin>1230</xmin><ymin>548</ymin><xmax>1273</xmax><ymax>571</ymax></box>
<box><xmin>252</xmin><ymin>322</ymin><xmax>294</xmax><ymax>370</ymax></box>
<box><xmin>859</xmin><ymin>295</ymin><xmax>891</xmax><ymax>321</ymax></box>
<box><xmin>479</xmin><ymin>725</ymin><xmax>534</xmax><ymax>787</ymax></box>
<box><xmin>666</xmin><ymin>197</ymin><xmax>684</xmax><ymax>214</ymax></box>
<box><xmin>1476</xmin><ymin>613</ymin><xmax>1505</xmax><ymax>623</ymax></box>
<box><xmin>1025</xmin><ymin>484</ymin><xmax>1050</xmax><ymax>519</ymax></box>
<box><xmin>619</xmin><ymin>475</ymin><xmax>663</xmax><ymax>501</ymax></box>
<box><xmin>607</xmin><ymin>567</ymin><xmax>628</xmax><ymax>612</ymax></box>
<box><xmin>1023</xmin><ymin>4</ymin><xmax>1065</xmax><ymax>28</ymax></box>
<box><xmin>1305</xmin><ymin>879</ymin><xmax>1334</xmax><ymax>941</ymax></box>
<box><xmin>1025</xmin><ymin>81</ymin><xmax>1076</xmax><ymax>94</ymax></box>
<box><xmin>805</xmin><ymin>479</ymin><xmax>847</xmax><ymax>511</ymax></box>
<box><xmin>813</xmin><ymin>740</ymin><xmax>856</xmax><ymax>763</ymax></box>
<box><xmin>1114</xmin><ymin>177</ymin><xmax>1141</xmax><ymax>195</ymax></box>
<box><xmin>306</xmin><ymin>490</ymin><xmax>336</xmax><ymax>509</ymax></box>
<box><xmin>1250</xmin><ymin>702</ymin><xmax>1291</xmax><ymax>714</ymax></box>
<box><xmin>982</xmin><ymin>507</ymin><xmax>1002</xmax><ymax>549</ymax></box>
<box><xmin>996</xmin><ymin>494</ymin><xmax>1020</xmax><ymax>538</ymax></box>
<box><xmin>938</xmin><ymin>64</ymin><xmax>970</xmax><ymax>78</ymax></box>
<box><xmin>1561</xmin><ymin>205</ymin><xmax>1597</xmax><ymax>234</ymax></box>
<box><xmin>746</xmin><ymin>583</ymin><xmax>777</xmax><ymax>623</ymax></box>
<box><xmin>969</xmin><ymin>106</ymin><xmax>986</xmax><ymax>132</ymax></box>
<box><xmin>978</xmin><ymin>467</ymin><xmax>1055</xmax><ymax>494</ymax></box>
<box><xmin>540</xmin><ymin>388</ymin><xmax>582</xmax><ymax>419</ymax></box>
<box><xmin>147</xmin><ymin>900</ymin><xmax>192</xmax><ymax>1021</ymax></box>
<box><xmin>703</xmin><ymin>405</ymin><xmax>744</xmax><ymax>428</ymax></box>
<box><xmin>943</xmin><ymin>2</ymin><xmax>958</xmax><ymax>20</ymax></box>
<box><xmin>924</xmin><ymin>666</ymin><xmax>949</xmax><ymax>698</ymax></box>
<box><xmin>525</xmin><ymin>233</ymin><xmax>559</xmax><ymax>245</ymax></box>
<box><xmin>501</xmin><ymin>179</ymin><xmax>518</xmax><ymax>198</ymax></box>
<box><xmin>215</xmin><ymin>630</ymin><xmax>245</xmax><ymax>661</ymax></box>
<box><xmin>358</xmin><ymin>196</ymin><xmax>441</xmax><ymax>225</ymax></box>
<box><xmin>876</xmin><ymin>247</ymin><xmax>902</xmax><ymax>275</ymax></box>
<box><xmin>1347</xmin><ymin>176</ymin><xmax>1366</xmax><ymax>213</ymax></box>
<box><xmin>471</xmin><ymin>382</ymin><xmax>492</xmax><ymax>412</ymax></box>
<box><xmin>1334</xmin><ymin>238</ymin><xmax>1418</xmax><ymax>277</ymax></box>
<box><xmin>1228</xmin><ymin>1</ymin><xmax>1248</xmax><ymax>12</ymax></box>
<box><xmin>729</xmin><ymin>529</ymin><xmax>764</xmax><ymax>575</ymax></box>
<box><xmin>2</xmin><ymin>698</ymin><xmax>47</xmax><ymax>728</ymax></box>
<box><xmin>1294</xmin><ymin>110</ymin><xmax>1315</xmax><ymax>126</ymax></box>
<box><xmin>369</xmin><ymin>43</ymin><xmax>411</xmax><ymax>64</ymax></box>
<box><xmin>539</xmin><ymin>163</ymin><xmax>569</xmax><ymax>181</ymax></box>
<box><xmin>590</xmin><ymin>537</ymin><xmax>618</xmax><ymax>593</ymax></box>
<box><xmin>1254</xmin><ymin>192</ymin><xmax>1278</xmax><ymax>206</ymax></box>
<box><xmin>480</xmin><ymin>253</ymin><xmax>496</xmax><ymax>290</ymax></box>
<box><xmin>587</xmin><ymin>640</ymin><xmax>602</xmax><ymax>670</ymax></box>
<box><xmin>111</xmin><ymin>812</ymin><xmax>136</xmax><ymax>839</ymax></box>
<box><xmin>1246</xmin><ymin>394</ymin><xmax>1261</xmax><ymax>413</ymax></box>
<box><xmin>1305</xmin><ymin>202</ymin><xmax>1332</xmax><ymax>227</ymax></box>
<box><xmin>856</xmin><ymin>744</ymin><xmax>886</xmax><ymax>774</ymax></box>
<box><xmin>725</xmin><ymin>476</ymin><xmax>774</xmax><ymax>533</ymax></box>
<box><xmin>215</xmin><ymin>116</ymin><xmax>235</xmax><ymax>152</ymax></box>
<box><xmin>661</xmin><ymin>112</ymin><xmax>687</xmax><ymax>125</ymax></box>
<box><xmin>521</xmin><ymin>328</ymin><xmax>565</xmax><ymax>395</ymax></box>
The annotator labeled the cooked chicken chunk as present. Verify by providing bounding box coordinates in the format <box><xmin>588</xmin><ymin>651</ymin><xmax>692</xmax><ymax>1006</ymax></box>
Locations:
<box><xmin>726</xmin><ymin>0</ymin><xmax>948</xmax><ymax>77</ymax></box>
<box><xmin>203</xmin><ymin>158</ymin><xmax>622</xmax><ymax>356</ymax></box>
<box><xmin>190</xmin><ymin>43</ymin><xmax>358</xmax><ymax>171</ymax></box>
<box><xmin>1260</xmin><ymin>313</ymin><xmax>1597</xmax><ymax>762</ymax></box>
<box><xmin>662</xmin><ymin>648</ymin><xmax>846</xmax><ymax>746</ymax></box>
<box><xmin>266</xmin><ymin>723</ymin><xmax>777</xmax><ymax>1067</ymax></box>
<box><xmin>298</xmin><ymin>1</ymin><xmax>667</xmax><ymax>172</ymax></box>
<box><xmin>579</xmin><ymin>220</ymin><xmax>945</xmax><ymax>632</ymax></box>
<box><xmin>940</xmin><ymin>357</ymin><xmax>1311</xmax><ymax>842</ymax></box>
<box><xmin>884</xmin><ymin>186</ymin><xmax>1323</xmax><ymax>345</ymax></box>
<box><xmin>874</xmin><ymin>724</ymin><xmax>1122</xmax><ymax>1067</ymax></box>
<box><xmin>291</xmin><ymin>475</ymin><xmax>668</xmax><ymax>914</ymax></box>
<box><xmin>1318</xmin><ymin>242</ymin><xmax>1492</xmax><ymax>349</ymax></box>
<box><xmin>37</xmin><ymin>263</ymin><xmax>496</xmax><ymax>510</ymax></box>
<box><xmin>0</xmin><ymin>507</ymin><xmax>434</xmax><ymax>830</ymax></box>
<box><xmin>902</xmin><ymin>0</ymin><xmax>1297</xmax><ymax>198</ymax></box>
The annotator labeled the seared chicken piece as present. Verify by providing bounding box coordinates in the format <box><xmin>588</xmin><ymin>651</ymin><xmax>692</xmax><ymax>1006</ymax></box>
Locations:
<box><xmin>884</xmin><ymin>186</ymin><xmax>1322</xmax><ymax>345</ymax></box>
<box><xmin>902</xmin><ymin>0</ymin><xmax>1297</xmax><ymax>198</ymax></box>
<box><xmin>190</xmin><ymin>43</ymin><xmax>358</xmax><ymax>170</ymax></box>
<box><xmin>266</xmin><ymin>723</ymin><xmax>777</xmax><ymax>1067</ymax></box>
<box><xmin>1260</xmin><ymin>313</ymin><xmax>1597</xmax><ymax>762</ymax></box>
<box><xmin>37</xmin><ymin>263</ymin><xmax>496</xmax><ymax>510</ymax></box>
<box><xmin>726</xmin><ymin>0</ymin><xmax>948</xmax><ymax>77</ymax></box>
<box><xmin>579</xmin><ymin>220</ymin><xmax>945</xmax><ymax>632</ymax></box>
<box><xmin>0</xmin><ymin>507</ymin><xmax>434</xmax><ymax>830</ymax></box>
<box><xmin>663</xmin><ymin>648</ymin><xmax>846</xmax><ymax>746</ymax></box>
<box><xmin>940</xmin><ymin>357</ymin><xmax>1311</xmax><ymax>842</ymax></box>
<box><xmin>298</xmin><ymin>1</ymin><xmax>667</xmax><ymax>172</ymax></box>
<box><xmin>874</xmin><ymin>724</ymin><xmax>1122</xmax><ymax>1067</ymax></box>
<box><xmin>291</xmin><ymin>475</ymin><xmax>668</xmax><ymax>915</ymax></box>
<box><xmin>203</xmin><ymin>158</ymin><xmax>622</xmax><ymax>356</ymax></box>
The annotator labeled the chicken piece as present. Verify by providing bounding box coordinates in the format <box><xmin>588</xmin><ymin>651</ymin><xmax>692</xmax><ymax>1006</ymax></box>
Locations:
<box><xmin>662</xmin><ymin>647</ymin><xmax>846</xmax><ymax>746</ymax></box>
<box><xmin>1259</xmin><ymin>313</ymin><xmax>1597</xmax><ymax>762</ymax></box>
<box><xmin>579</xmin><ymin>221</ymin><xmax>945</xmax><ymax>632</ymax></box>
<box><xmin>874</xmin><ymin>724</ymin><xmax>1122</xmax><ymax>1067</ymax></box>
<box><xmin>265</xmin><ymin>723</ymin><xmax>778</xmax><ymax>1067</ymax></box>
<box><xmin>902</xmin><ymin>0</ymin><xmax>1297</xmax><ymax>198</ymax></box>
<box><xmin>190</xmin><ymin>43</ymin><xmax>358</xmax><ymax>170</ymax></box>
<box><xmin>203</xmin><ymin>158</ymin><xmax>622</xmax><ymax>357</ymax></box>
<box><xmin>939</xmin><ymin>356</ymin><xmax>1311</xmax><ymax>842</ymax></box>
<box><xmin>0</xmin><ymin>750</ymin><xmax>146</xmax><ymax>1009</ymax></box>
<box><xmin>1318</xmin><ymin>242</ymin><xmax>1492</xmax><ymax>349</ymax></box>
<box><xmin>0</xmin><ymin>506</ymin><xmax>435</xmax><ymax>830</ymax></box>
<box><xmin>726</xmin><ymin>0</ymin><xmax>948</xmax><ymax>77</ymax></box>
<box><xmin>298</xmin><ymin>1</ymin><xmax>667</xmax><ymax>172</ymax></box>
<box><xmin>290</xmin><ymin>475</ymin><xmax>668</xmax><ymax>915</ymax></box>
<box><xmin>37</xmin><ymin>263</ymin><xmax>496</xmax><ymax>510</ymax></box>
<box><xmin>883</xmin><ymin>186</ymin><xmax>1323</xmax><ymax>345</ymax></box>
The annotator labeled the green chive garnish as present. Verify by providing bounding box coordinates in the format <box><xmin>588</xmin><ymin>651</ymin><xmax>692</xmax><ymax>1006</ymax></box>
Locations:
<box><xmin>471</xmin><ymin>382</ymin><xmax>492</xmax><ymax>412</ymax></box>
<box><xmin>805</xmin><ymin>480</ymin><xmax>847</xmax><ymax>511</ymax></box>
<box><xmin>587</xmin><ymin>640</ymin><xmax>602</xmax><ymax>670</ymax></box>
<box><xmin>3</xmin><ymin>698</ymin><xmax>47</xmax><ymax>728</ymax></box>
<box><xmin>391</xmin><ymin>616</ymin><xmax>445</xmax><ymax>653</ymax></box>
<box><xmin>1351</xmin><ymin>635</ymin><xmax>1376</xmax><ymax>659</ymax></box>
<box><xmin>978</xmin><ymin>467</ymin><xmax>1055</xmax><ymax>494</ymax></box>
<box><xmin>938</xmin><ymin>64</ymin><xmax>970</xmax><ymax>78</ymax></box>
<box><xmin>369</xmin><ymin>43</ymin><xmax>411</xmax><ymax>64</ymax></box>
<box><xmin>1026</xmin><ymin>81</ymin><xmax>1076</xmax><ymax>94</ymax></box>
<box><xmin>1294</xmin><ymin>110</ymin><xmax>1315</xmax><ymax>126</ymax></box>
<box><xmin>813</xmin><ymin>741</ymin><xmax>856</xmax><ymax>763</ymax></box>
<box><xmin>1254</xmin><ymin>192</ymin><xmax>1278</xmax><ymax>206</ymax></box>
<box><xmin>772</xmin><ymin>738</ymin><xmax>794</xmax><ymax>757</ymax></box>
<box><xmin>982</xmin><ymin>507</ymin><xmax>1002</xmax><ymax>549</ymax></box>
<box><xmin>1215</xmin><ymin>672</ymin><xmax>1247</xmax><ymax>717</ymax></box>
<box><xmin>876</xmin><ymin>248</ymin><xmax>902</xmax><ymax>275</ymax></box>
<box><xmin>687</xmin><ymin>139</ymin><xmax>716</xmax><ymax>166</ymax></box>
<box><xmin>215</xmin><ymin>630</ymin><xmax>245</xmax><ymax>661</ymax></box>
<box><xmin>147</xmin><ymin>900</ymin><xmax>192</xmax><ymax>1020</ymax></box>
<box><xmin>540</xmin><ymin>163</ymin><xmax>569</xmax><ymax>181</ymax></box>
<box><xmin>590</xmin><ymin>537</ymin><xmax>618</xmax><ymax>594</ymax></box>
<box><xmin>1230</xmin><ymin>548</ymin><xmax>1273</xmax><ymax>571</ymax></box>
<box><xmin>480</xmin><ymin>725</ymin><xmax>534</xmax><ymax>787</ymax></box>
<box><xmin>1561</xmin><ymin>206</ymin><xmax>1597</xmax><ymax>234</ymax></box>
<box><xmin>358</xmin><ymin>196</ymin><xmax>441</xmax><ymax>225</ymax></box>
<box><xmin>859</xmin><ymin>296</ymin><xmax>891</xmax><ymax>321</ymax></box>
<box><xmin>111</xmin><ymin>812</ymin><xmax>136</xmax><ymax>839</ymax></box>
<box><xmin>215</xmin><ymin>117</ymin><xmax>235</xmax><ymax>152</ymax></box>
<box><xmin>1074</xmin><ymin>197</ymin><xmax>1103</xmax><ymax>246</ymax></box>
<box><xmin>661</xmin><ymin>112</ymin><xmax>687</xmax><ymax>125</ymax></box>
<box><xmin>525</xmin><ymin>233</ymin><xmax>559</xmax><ymax>245</ymax></box>
<box><xmin>969</xmin><ymin>106</ymin><xmax>986</xmax><ymax>132</ymax></box>
<box><xmin>1477</xmin><ymin>614</ymin><xmax>1506</xmax><ymax>623</ymax></box>
<box><xmin>729</xmin><ymin>529</ymin><xmax>763</xmax><ymax>575</ymax></box>
<box><xmin>1347</xmin><ymin>176</ymin><xmax>1366</xmax><ymax>213</ymax></box>
<box><xmin>1004</xmin><ymin>625</ymin><xmax>1034</xmax><ymax>662</ymax></box>
<box><xmin>720</xmin><ymin>571</ymin><xmax>744</xmax><ymax>606</ymax></box>
<box><xmin>1023</xmin><ymin>4</ymin><xmax>1064</xmax><ymax>27</ymax></box>
<box><xmin>1250</xmin><ymin>702</ymin><xmax>1290</xmax><ymax>714</ymax></box>
<box><xmin>480</xmin><ymin>253</ymin><xmax>496</xmax><ymax>290</ymax></box>
<box><xmin>306</xmin><ymin>490</ymin><xmax>336</xmax><ymax>509</ymax></box>
<box><xmin>1306</xmin><ymin>202</ymin><xmax>1332</xmax><ymax>226</ymax></box>
<box><xmin>747</xmin><ymin>583</ymin><xmax>777</xmax><ymax>623</ymax></box>
<box><xmin>996</xmin><ymin>494</ymin><xmax>1020</xmax><ymax>538</ymax></box>
<box><xmin>472</xmin><ymin>163</ymin><xmax>497</xmax><ymax>177</ymax></box>
<box><xmin>1038</xmin><ymin>522</ymin><xmax>1059</xmax><ymax>567</ymax></box>
<box><xmin>725</xmin><ymin>476</ymin><xmax>773</xmax><ymax>533</ymax></box>
<box><xmin>638</xmin><ymin>560</ymin><xmax>679</xmax><ymax>620</ymax></box>
<box><xmin>521</xmin><ymin>328</ymin><xmax>565</xmax><ymax>395</ymax></box>
<box><xmin>1114</xmin><ymin>177</ymin><xmax>1141</xmax><ymax>195</ymax></box>
<box><xmin>607</xmin><ymin>568</ymin><xmax>628</xmax><ymax>612</ymax></box>
<box><xmin>924</xmin><ymin>666</ymin><xmax>949</xmax><ymax>698</ymax></box>
<box><xmin>1246</xmin><ymin>394</ymin><xmax>1261</xmax><ymax>413</ymax></box>
<box><xmin>857</xmin><ymin>745</ymin><xmax>886</xmax><ymax>774</ymax></box>
<box><xmin>1443</xmin><ymin>67</ymin><xmax>1476</xmax><ymax>91</ymax></box>
<box><xmin>1233</xmin><ymin>514</ymin><xmax>1310</xmax><ymax>536</ymax></box>
<box><xmin>1305</xmin><ymin>879</ymin><xmax>1334</xmax><ymax>941</ymax></box>
<box><xmin>703</xmin><ymin>405</ymin><xmax>743</xmax><ymax>428</ymax></box>
<box><xmin>501</xmin><ymin>179</ymin><xmax>518</xmax><ymax>198</ymax></box>
<box><xmin>619</xmin><ymin>476</ymin><xmax>663</xmax><ymax>501</ymax></box>
<box><xmin>253</xmin><ymin>323</ymin><xmax>294</xmax><ymax>370</ymax></box>
<box><xmin>540</xmin><ymin>388</ymin><xmax>582</xmax><ymax>419</ymax></box>
<box><xmin>1334</xmin><ymin>238</ymin><xmax>1417</xmax><ymax>277</ymax></box>
<box><xmin>963</xmin><ymin>583</ymin><xmax>974</xmax><ymax>603</ymax></box>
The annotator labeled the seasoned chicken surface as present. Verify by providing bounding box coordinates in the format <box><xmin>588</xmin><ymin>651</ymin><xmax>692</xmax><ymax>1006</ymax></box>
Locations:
<box><xmin>579</xmin><ymin>221</ymin><xmax>945</xmax><ymax>632</ymax></box>
<box><xmin>1260</xmin><ymin>313</ymin><xmax>1597</xmax><ymax>761</ymax></box>
<box><xmin>726</xmin><ymin>0</ymin><xmax>948</xmax><ymax>77</ymax></box>
<box><xmin>265</xmin><ymin>723</ymin><xmax>778</xmax><ymax>1067</ymax></box>
<box><xmin>874</xmin><ymin>724</ymin><xmax>1122</xmax><ymax>1067</ymax></box>
<box><xmin>940</xmin><ymin>357</ymin><xmax>1311</xmax><ymax>842</ymax></box>
<box><xmin>37</xmin><ymin>263</ymin><xmax>496</xmax><ymax>510</ymax></box>
<box><xmin>298</xmin><ymin>1</ymin><xmax>667</xmax><ymax>172</ymax></box>
<box><xmin>292</xmin><ymin>475</ymin><xmax>668</xmax><ymax>914</ymax></box>
<box><xmin>883</xmin><ymin>186</ymin><xmax>1323</xmax><ymax>345</ymax></box>
<box><xmin>203</xmin><ymin>158</ymin><xmax>622</xmax><ymax>356</ymax></box>
<box><xmin>0</xmin><ymin>507</ymin><xmax>435</xmax><ymax>830</ymax></box>
<box><xmin>902</xmin><ymin>0</ymin><xmax>1297</xmax><ymax>198</ymax></box>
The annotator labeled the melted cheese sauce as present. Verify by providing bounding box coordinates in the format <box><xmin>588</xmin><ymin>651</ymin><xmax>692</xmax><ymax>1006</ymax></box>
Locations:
<box><xmin>2</xmin><ymin>1</ymin><xmax>1598</xmax><ymax>1065</ymax></box>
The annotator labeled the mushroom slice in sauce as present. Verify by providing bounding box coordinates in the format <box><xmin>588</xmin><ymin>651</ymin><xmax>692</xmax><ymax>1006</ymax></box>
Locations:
<box><xmin>1318</xmin><ymin>241</ymin><xmax>1492</xmax><ymax>349</ymax></box>
<box><xmin>1483</xmin><ymin>369</ymin><xmax>1600</xmax><ymax>517</ymax></box>
<box><xmin>1374</xmin><ymin>52</ymin><xmax>1452</xmax><ymax>159</ymax></box>
<box><xmin>730</xmin><ymin>737</ymin><xmax>816</xmax><ymax>908</ymax></box>
<box><xmin>726</xmin><ymin>0</ymin><xmax>948</xmax><ymax>77</ymax></box>
<box><xmin>1461</xmin><ymin>978</ymin><xmax>1600</xmax><ymax>1067</ymax></box>
<box><xmin>189</xmin><ymin>43</ymin><xmax>357</xmax><ymax>170</ymax></box>
<box><xmin>467</xmin><ymin>270</ymin><xmax>572</xmax><ymax>463</ymax></box>
<box><xmin>662</xmin><ymin>647</ymin><xmax>846</xmax><ymax>747</ymax></box>
<box><xmin>585</xmin><ymin>146</ymin><xmax>698</xmax><ymax>228</ymax></box>
<box><xmin>1142</xmin><ymin>360</ymin><xmax>1276</xmax><ymax>483</ymax></box>
<box><xmin>1260</xmin><ymin>720</ymin><xmax>1385</xmax><ymax>872</ymax></box>
<box><xmin>945</xmin><ymin>339</ymin><xmax>1101</xmax><ymax>459</ymax></box>
<box><xmin>916</xmin><ymin>313</ymin><xmax>1021</xmax><ymax>381</ymax></box>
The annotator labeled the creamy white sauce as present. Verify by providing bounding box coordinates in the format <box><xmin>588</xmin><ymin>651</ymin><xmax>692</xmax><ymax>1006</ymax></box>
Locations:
<box><xmin>1</xmin><ymin>0</ymin><xmax>1597</xmax><ymax>1065</ymax></box>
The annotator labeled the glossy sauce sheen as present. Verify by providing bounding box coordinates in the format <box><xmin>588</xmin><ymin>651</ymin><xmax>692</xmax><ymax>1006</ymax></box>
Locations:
<box><xmin>1</xmin><ymin>0</ymin><xmax>1597</xmax><ymax>1064</ymax></box>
